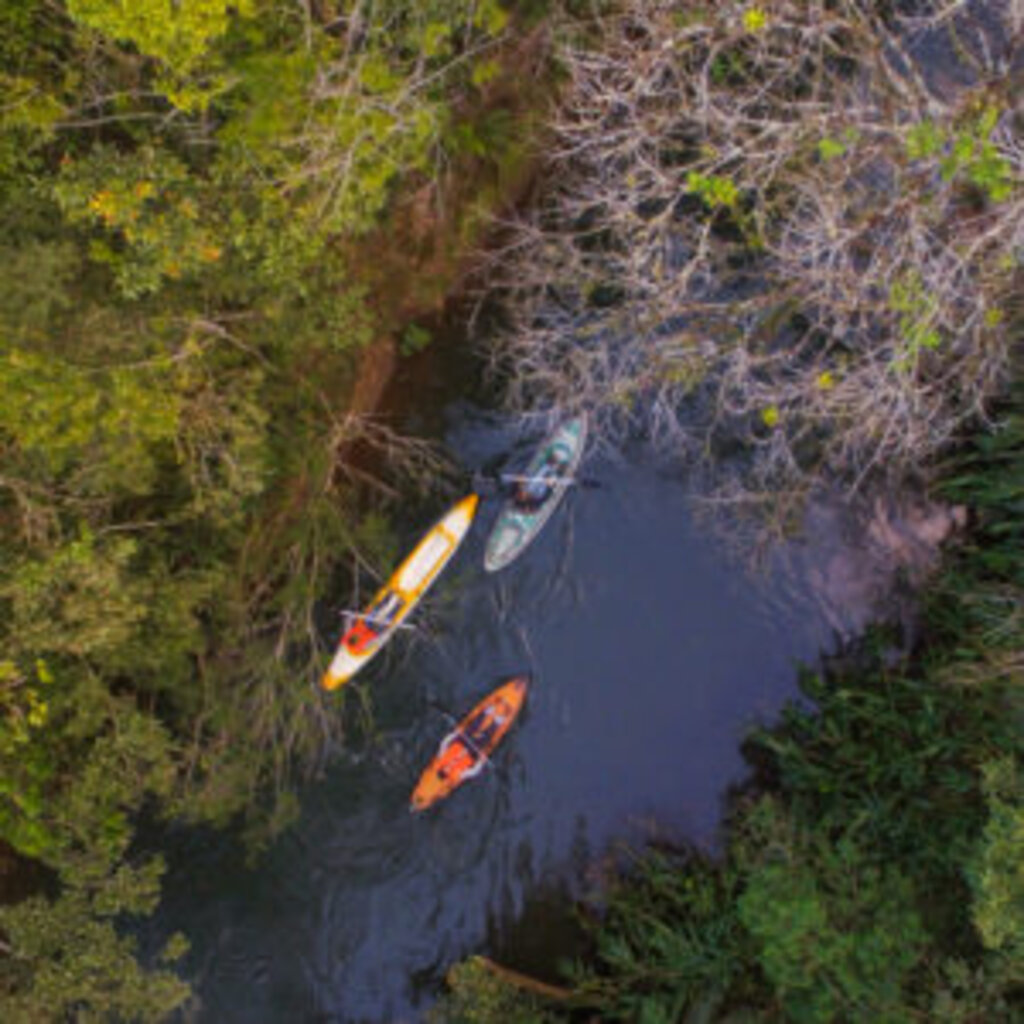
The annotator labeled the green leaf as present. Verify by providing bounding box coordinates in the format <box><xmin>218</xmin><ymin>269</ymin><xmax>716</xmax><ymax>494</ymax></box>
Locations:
<box><xmin>817</xmin><ymin>137</ymin><xmax>846</xmax><ymax>161</ymax></box>
<box><xmin>905</xmin><ymin>120</ymin><xmax>946</xmax><ymax>161</ymax></box>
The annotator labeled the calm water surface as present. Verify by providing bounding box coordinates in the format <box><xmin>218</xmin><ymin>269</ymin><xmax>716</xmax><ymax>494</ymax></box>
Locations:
<box><xmin>153</xmin><ymin>398</ymin><xmax>834</xmax><ymax>1022</ymax></box>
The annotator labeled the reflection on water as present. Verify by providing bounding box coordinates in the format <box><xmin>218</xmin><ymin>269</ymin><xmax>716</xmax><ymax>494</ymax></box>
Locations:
<box><xmin>152</xmin><ymin>401</ymin><xmax>836</xmax><ymax>1022</ymax></box>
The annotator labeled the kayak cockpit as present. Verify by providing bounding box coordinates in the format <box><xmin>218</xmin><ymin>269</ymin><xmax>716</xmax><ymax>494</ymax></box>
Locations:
<box><xmin>512</xmin><ymin>442</ymin><xmax>575</xmax><ymax>513</ymax></box>
<box><xmin>344</xmin><ymin>591</ymin><xmax>403</xmax><ymax>653</ymax></box>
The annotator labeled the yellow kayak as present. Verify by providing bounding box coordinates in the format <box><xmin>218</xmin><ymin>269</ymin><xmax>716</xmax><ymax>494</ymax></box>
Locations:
<box><xmin>322</xmin><ymin>494</ymin><xmax>479</xmax><ymax>690</ymax></box>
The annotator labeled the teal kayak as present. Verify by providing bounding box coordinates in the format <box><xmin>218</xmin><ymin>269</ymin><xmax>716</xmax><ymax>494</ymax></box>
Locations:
<box><xmin>484</xmin><ymin>415</ymin><xmax>588</xmax><ymax>572</ymax></box>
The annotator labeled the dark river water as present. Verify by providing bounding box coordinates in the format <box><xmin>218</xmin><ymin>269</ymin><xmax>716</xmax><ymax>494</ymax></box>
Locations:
<box><xmin>148</xmin><ymin>378</ymin><xmax>838</xmax><ymax>1022</ymax></box>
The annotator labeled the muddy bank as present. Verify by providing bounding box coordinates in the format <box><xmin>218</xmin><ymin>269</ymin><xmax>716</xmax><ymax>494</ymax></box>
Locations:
<box><xmin>776</xmin><ymin>492</ymin><xmax>969</xmax><ymax>643</ymax></box>
<box><xmin>342</xmin><ymin>23</ymin><xmax>553</xmax><ymax>422</ymax></box>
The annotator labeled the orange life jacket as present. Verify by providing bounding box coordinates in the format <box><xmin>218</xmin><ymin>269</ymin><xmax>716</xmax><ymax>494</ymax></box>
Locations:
<box><xmin>437</xmin><ymin>739</ymin><xmax>477</xmax><ymax>781</ymax></box>
<box><xmin>344</xmin><ymin>619</ymin><xmax>377</xmax><ymax>654</ymax></box>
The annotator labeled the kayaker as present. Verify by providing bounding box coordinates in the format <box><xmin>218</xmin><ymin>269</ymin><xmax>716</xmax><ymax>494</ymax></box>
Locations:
<box><xmin>345</xmin><ymin>592</ymin><xmax>401</xmax><ymax>653</ymax></box>
<box><xmin>463</xmin><ymin>699</ymin><xmax>511</xmax><ymax>754</ymax></box>
<box><xmin>365</xmin><ymin>592</ymin><xmax>402</xmax><ymax>634</ymax></box>
<box><xmin>437</xmin><ymin>740</ymin><xmax>476</xmax><ymax>782</ymax></box>
<box><xmin>513</xmin><ymin>452</ymin><xmax>563</xmax><ymax>511</ymax></box>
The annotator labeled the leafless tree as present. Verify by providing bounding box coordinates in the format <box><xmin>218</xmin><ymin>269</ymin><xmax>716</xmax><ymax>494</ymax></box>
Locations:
<box><xmin>483</xmin><ymin>0</ymin><xmax>1022</xmax><ymax>526</ymax></box>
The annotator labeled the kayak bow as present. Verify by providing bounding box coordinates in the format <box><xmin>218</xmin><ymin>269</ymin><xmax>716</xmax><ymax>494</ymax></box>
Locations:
<box><xmin>322</xmin><ymin>494</ymin><xmax>479</xmax><ymax>690</ymax></box>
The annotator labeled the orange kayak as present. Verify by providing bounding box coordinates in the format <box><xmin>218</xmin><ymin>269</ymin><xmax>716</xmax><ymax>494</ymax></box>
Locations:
<box><xmin>410</xmin><ymin>676</ymin><xmax>529</xmax><ymax>812</ymax></box>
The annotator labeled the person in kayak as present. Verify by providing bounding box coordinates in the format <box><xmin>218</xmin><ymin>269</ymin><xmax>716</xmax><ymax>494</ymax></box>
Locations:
<box><xmin>461</xmin><ymin>697</ymin><xmax>512</xmax><ymax>755</ymax></box>
<box><xmin>345</xmin><ymin>591</ymin><xmax>402</xmax><ymax>653</ymax></box>
<box><xmin>513</xmin><ymin>448</ymin><xmax>569</xmax><ymax>512</ymax></box>
<box><xmin>436</xmin><ymin>739</ymin><xmax>478</xmax><ymax>782</ymax></box>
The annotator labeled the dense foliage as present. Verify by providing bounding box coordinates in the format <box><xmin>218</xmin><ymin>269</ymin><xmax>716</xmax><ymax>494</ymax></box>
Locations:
<box><xmin>0</xmin><ymin>0</ymin><xmax>544</xmax><ymax>1016</ymax></box>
